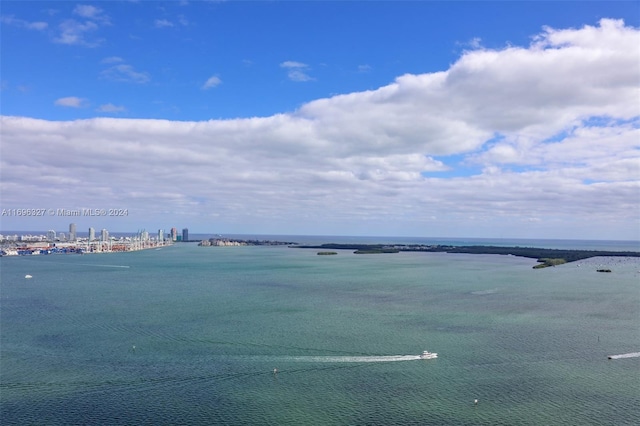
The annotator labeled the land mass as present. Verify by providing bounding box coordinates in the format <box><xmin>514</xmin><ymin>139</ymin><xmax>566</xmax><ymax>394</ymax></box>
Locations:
<box><xmin>294</xmin><ymin>244</ymin><xmax>640</xmax><ymax>268</ymax></box>
<box><xmin>199</xmin><ymin>238</ymin><xmax>297</xmax><ymax>247</ymax></box>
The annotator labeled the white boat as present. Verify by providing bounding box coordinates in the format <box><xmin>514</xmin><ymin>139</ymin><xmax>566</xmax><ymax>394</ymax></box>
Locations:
<box><xmin>419</xmin><ymin>350</ymin><xmax>437</xmax><ymax>359</ymax></box>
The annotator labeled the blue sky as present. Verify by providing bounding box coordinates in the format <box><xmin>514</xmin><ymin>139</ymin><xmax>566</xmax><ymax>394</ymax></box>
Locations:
<box><xmin>4</xmin><ymin>1</ymin><xmax>637</xmax><ymax>121</ymax></box>
<box><xmin>1</xmin><ymin>1</ymin><xmax>639</xmax><ymax>239</ymax></box>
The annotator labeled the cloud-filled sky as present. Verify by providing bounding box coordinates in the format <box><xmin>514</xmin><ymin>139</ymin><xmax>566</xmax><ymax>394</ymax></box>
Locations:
<box><xmin>1</xmin><ymin>1</ymin><xmax>639</xmax><ymax>240</ymax></box>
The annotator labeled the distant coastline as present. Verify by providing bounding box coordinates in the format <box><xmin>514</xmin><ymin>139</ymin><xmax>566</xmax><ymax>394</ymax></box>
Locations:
<box><xmin>198</xmin><ymin>238</ymin><xmax>297</xmax><ymax>247</ymax></box>
<box><xmin>3</xmin><ymin>232</ymin><xmax>639</xmax><ymax>266</ymax></box>
<box><xmin>195</xmin><ymin>237</ymin><xmax>640</xmax><ymax>268</ymax></box>
<box><xmin>294</xmin><ymin>243</ymin><xmax>640</xmax><ymax>268</ymax></box>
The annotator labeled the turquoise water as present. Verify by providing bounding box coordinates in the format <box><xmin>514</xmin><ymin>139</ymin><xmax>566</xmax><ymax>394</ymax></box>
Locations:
<box><xmin>1</xmin><ymin>240</ymin><xmax>639</xmax><ymax>425</ymax></box>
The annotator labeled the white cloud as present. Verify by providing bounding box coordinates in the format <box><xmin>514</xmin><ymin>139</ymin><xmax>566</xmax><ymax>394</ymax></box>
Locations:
<box><xmin>29</xmin><ymin>21</ymin><xmax>48</xmax><ymax>31</ymax></box>
<box><xmin>154</xmin><ymin>14</ymin><xmax>189</xmax><ymax>28</ymax></box>
<box><xmin>73</xmin><ymin>5</ymin><xmax>110</xmax><ymax>24</ymax></box>
<box><xmin>97</xmin><ymin>103</ymin><xmax>127</xmax><ymax>113</ymax></box>
<box><xmin>52</xmin><ymin>5</ymin><xmax>110</xmax><ymax>46</ymax></box>
<box><xmin>54</xmin><ymin>97</ymin><xmax>87</xmax><ymax>108</ymax></box>
<box><xmin>101</xmin><ymin>64</ymin><xmax>150</xmax><ymax>84</ymax></box>
<box><xmin>54</xmin><ymin>19</ymin><xmax>100</xmax><ymax>46</ymax></box>
<box><xmin>287</xmin><ymin>70</ymin><xmax>314</xmax><ymax>82</ymax></box>
<box><xmin>1</xmin><ymin>19</ymin><xmax>639</xmax><ymax>239</ymax></box>
<box><xmin>0</xmin><ymin>15</ymin><xmax>48</xmax><ymax>30</ymax></box>
<box><xmin>280</xmin><ymin>61</ymin><xmax>307</xmax><ymax>68</ymax></box>
<box><xmin>155</xmin><ymin>19</ymin><xmax>174</xmax><ymax>28</ymax></box>
<box><xmin>202</xmin><ymin>75</ymin><xmax>222</xmax><ymax>90</ymax></box>
<box><xmin>280</xmin><ymin>61</ymin><xmax>315</xmax><ymax>82</ymax></box>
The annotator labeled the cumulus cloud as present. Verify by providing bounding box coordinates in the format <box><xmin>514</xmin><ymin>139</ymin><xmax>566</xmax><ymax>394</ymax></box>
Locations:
<box><xmin>50</xmin><ymin>4</ymin><xmax>110</xmax><ymax>46</ymax></box>
<box><xmin>1</xmin><ymin>19</ymin><xmax>639</xmax><ymax>239</ymax></box>
<box><xmin>54</xmin><ymin>96</ymin><xmax>87</xmax><ymax>107</ymax></box>
<box><xmin>54</xmin><ymin>19</ymin><xmax>100</xmax><ymax>46</ymax></box>
<box><xmin>1</xmin><ymin>5</ymin><xmax>108</xmax><ymax>46</ymax></box>
<box><xmin>202</xmin><ymin>75</ymin><xmax>222</xmax><ymax>90</ymax></box>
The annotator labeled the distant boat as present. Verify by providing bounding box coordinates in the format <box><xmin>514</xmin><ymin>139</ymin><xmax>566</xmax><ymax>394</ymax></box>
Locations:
<box><xmin>24</xmin><ymin>275</ymin><xmax>33</xmax><ymax>279</ymax></box>
<box><xmin>419</xmin><ymin>350</ymin><xmax>438</xmax><ymax>359</ymax></box>
<box><xmin>608</xmin><ymin>352</ymin><xmax>640</xmax><ymax>360</ymax></box>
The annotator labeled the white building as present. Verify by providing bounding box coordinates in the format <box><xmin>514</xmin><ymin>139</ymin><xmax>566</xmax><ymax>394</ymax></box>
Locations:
<box><xmin>69</xmin><ymin>223</ymin><xmax>77</xmax><ymax>241</ymax></box>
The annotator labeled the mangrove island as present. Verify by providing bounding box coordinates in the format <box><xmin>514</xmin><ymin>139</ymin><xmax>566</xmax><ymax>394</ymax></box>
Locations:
<box><xmin>294</xmin><ymin>243</ymin><xmax>640</xmax><ymax>268</ymax></box>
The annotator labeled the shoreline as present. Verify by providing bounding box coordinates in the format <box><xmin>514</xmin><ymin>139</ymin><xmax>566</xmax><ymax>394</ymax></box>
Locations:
<box><xmin>294</xmin><ymin>243</ymin><xmax>640</xmax><ymax>268</ymax></box>
<box><xmin>0</xmin><ymin>241</ymin><xmax>172</xmax><ymax>256</ymax></box>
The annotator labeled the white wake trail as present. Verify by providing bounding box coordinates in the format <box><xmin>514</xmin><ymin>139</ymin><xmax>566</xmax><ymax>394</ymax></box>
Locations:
<box><xmin>608</xmin><ymin>352</ymin><xmax>640</xmax><ymax>359</ymax></box>
<box><xmin>75</xmin><ymin>263</ymin><xmax>130</xmax><ymax>268</ymax></box>
<box><xmin>284</xmin><ymin>355</ymin><xmax>422</xmax><ymax>363</ymax></box>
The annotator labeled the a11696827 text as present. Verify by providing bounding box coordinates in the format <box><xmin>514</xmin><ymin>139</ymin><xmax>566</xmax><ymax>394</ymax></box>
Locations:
<box><xmin>1</xmin><ymin>208</ymin><xmax>129</xmax><ymax>217</ymax></box>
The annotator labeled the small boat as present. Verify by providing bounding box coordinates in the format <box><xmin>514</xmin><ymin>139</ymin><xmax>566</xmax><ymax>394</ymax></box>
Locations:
<box><xmin>419</xmin><ymin>350</ymin><xmax>437</xmax><ymax>359</ymax></box>
<box><xmin>24</xmin><ymin>275</ymin><xmax>33</xmax><ymax>279</ymax></box>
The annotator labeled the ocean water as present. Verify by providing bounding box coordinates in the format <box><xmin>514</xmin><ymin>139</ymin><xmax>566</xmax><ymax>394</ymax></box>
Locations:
<box><xmin>1</xmin><ymin>238</ymin><xmax>639</xmax><ymax>425</ymax></box>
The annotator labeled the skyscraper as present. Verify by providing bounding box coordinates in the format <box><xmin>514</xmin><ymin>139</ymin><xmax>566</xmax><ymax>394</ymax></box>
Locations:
<box><xmin>158</xmin><ymin>229</ymin><xmax>164</xmax><ymax>242</ymax></box>
<box><xmin>69</xmin><ymin>223</ymin><xmax>77</xmax><ymax>241</ymax></box>
<box><xmin>170</xmin><ymin>227</ymin><xmax>177</xmax><ymax>241</ymax></box>
<box><xmin>88</xmin><ymin>227</ymin><xmax>95</xmax><ymax>241</ymax></box>
<box><xmin>47</xmin><ymin>230</ymin><xmax>56</xmax><ymax>241</ymax></box>
<box><xmin>182</xmin><ymin>228</ymin><xmax>189</xmax><ymax>242</ymax></box>
<box><xmin>101</xmin><ymin>229</ymin><xmax>109</xmax><ymax>242</ymax></box>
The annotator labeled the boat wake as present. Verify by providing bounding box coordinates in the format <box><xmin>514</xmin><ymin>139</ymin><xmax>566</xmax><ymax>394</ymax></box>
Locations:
<box><xmin>282</xmin><ymin>355</ymin><xmax>422</xmax><ymax>363</ymax></box>
<box><xmin>608</xmin><ymin>352</ymin><xmax>640</xmax><ymax>360</ymax></box>
<box><xmin>75</xmin><ymin>263</ymin><xmax>130</xmax><ymax>268</ymax></box>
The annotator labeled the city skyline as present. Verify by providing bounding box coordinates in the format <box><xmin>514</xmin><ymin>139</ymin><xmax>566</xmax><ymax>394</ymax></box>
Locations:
<box><xmin>0</xmin><ymin>223</ymin><xmax>186</xmax><ymax>241</ymax></box>
<box><xmin>1</xmin><ymin>2</ymin><xmax>639</xmax><ymax>240</ymax></box>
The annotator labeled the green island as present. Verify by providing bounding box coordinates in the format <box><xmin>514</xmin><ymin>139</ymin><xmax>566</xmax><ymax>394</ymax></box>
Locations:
<box><xmin>295</xmin><ymin>243</ymin><xmax>640</xmax><ymax>268</ymax></box>
<box><xmin>317</xmin><ymin>251</ymin><xmax>338</xmax><ymax>255</ymax></box>
<box><xmin>354</xmin><ymin>248</ymin><xmax>400</xmax><ymax>254</ymax></box>
<box><xmin>532</xmin><ymin>258</ymin><xmax>567</xmax><ymax>269</ymax></box>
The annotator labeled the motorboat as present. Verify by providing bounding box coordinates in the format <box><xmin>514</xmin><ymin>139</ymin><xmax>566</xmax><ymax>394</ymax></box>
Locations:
<box><xmin>419</xmin><ymin>350</ymin><xmax>437</xmax><ymax>359</ymax></box>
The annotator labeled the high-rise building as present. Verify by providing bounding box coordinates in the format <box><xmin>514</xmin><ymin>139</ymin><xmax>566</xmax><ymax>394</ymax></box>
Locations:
<box><xmin>88</xmin><ymin>227</ymin><xmax>95</xmax><ymax>241</ymax></box>
<box><xmin>69</xmin><ymin>223</ymin><xmax>77</xmax><ymax>241</ymax></box>
<box><xmin>101</xmin><ymin>229</ymin><xmax>109</xmax><ymax>242</ymax></box>
<box><xmin>182</xmin><ymin>228</ymin><xmax>189</xmax><ymax>242</ymax></box>
<box><xmin>47</xmin><ymin>230</ymin><xmax>56</xmax><ymax>241</ymax></box>
<box><xmin>170</xmin><ymin>227</ymin><xmax>177</xmax><ymax>241</ymax></box>
<box><xmin>158</xmin><ymin>229</ymin><xmax>164</xmax><ymax>242</ymax></box>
